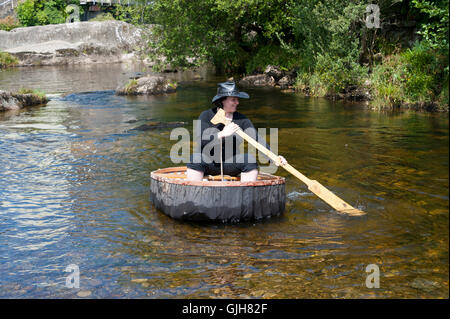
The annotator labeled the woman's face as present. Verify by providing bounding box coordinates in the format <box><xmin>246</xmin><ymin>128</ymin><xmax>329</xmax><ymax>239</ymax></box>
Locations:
<box><xmin>222</xmin><ymin>96</ymin><xmax>240</xmax><ymax>113</ymax></box>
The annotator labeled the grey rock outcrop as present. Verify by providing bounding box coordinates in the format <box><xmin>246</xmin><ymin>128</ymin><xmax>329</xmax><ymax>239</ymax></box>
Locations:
<box><xmin>264</xmin><ymin>65</ymin><xmax>284</xmax><ymax>81</ymax></box>
<box><xmin>239</xmin><ymin>74</ymin><xmax>276</xmax><ymax>87</ymax></box>
<box><xmin>239</xmin><ymin>66</ymin><xmax>297</xmax><ymax>88</ymax></box>
<box><xmin>0</xmin><ymin>21</ymin><xmax>148</xmax><ymax>66</ymax></box>
<box><xmin>0</xmin><ymin>90</ymin><xmax>48</xmax><ymax>112</ymax></box>
<box><xmin>116</xmin><ymin>75</ymin><xmax>177</xmax><ymax>95</ymax></box>
<box><xmin>278</xmin><ymin>75</ymin><xmax>296</xmax><ymax>89</ymax></box>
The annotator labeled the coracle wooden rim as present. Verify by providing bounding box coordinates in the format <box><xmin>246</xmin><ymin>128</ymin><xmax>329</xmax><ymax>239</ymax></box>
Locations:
<box><xmin>150</xmin><ymin>166</ymin><xmax>285</xmax><ymax>187</ymax></box>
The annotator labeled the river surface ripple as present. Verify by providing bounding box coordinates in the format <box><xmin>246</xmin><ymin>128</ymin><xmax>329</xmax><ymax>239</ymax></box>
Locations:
<box><xmin>0</xmin><ymin>64</ymin><xmax>448</xmax><ymax>298</ymax></box>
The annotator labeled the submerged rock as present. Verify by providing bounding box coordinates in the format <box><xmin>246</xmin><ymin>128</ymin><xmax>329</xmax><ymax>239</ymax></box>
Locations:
<box><xmin>116</xmin><ymin>76</ymin><xmax>177</xmax><ymax>95</ymax></box>
<box><xmin>76</xmin><ymin>290</ymin><xmax>92</xmax><ymax>298</ymax></box>
<box><xmin>0</xmin><ymin>90</ymin><xmax>48</xmax><ymax>112</ymax></box>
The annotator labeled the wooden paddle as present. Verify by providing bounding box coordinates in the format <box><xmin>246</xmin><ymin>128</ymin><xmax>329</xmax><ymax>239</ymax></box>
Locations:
<box><xmin>211</xmin><ymin>108</ymin><xmax>365</xmax><ymax>216</ymax></box>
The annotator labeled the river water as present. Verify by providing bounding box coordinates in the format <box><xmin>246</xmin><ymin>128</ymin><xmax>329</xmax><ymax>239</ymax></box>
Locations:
<box><xmin>0</xmin><ymin>63</ymin><xmax>448</xmax><ymax>298</ymax></box>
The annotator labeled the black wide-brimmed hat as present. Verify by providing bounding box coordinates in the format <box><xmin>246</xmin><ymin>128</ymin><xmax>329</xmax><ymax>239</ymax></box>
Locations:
<box><xmin>211</xmin><ymin>81</ymin><xmax>249</xmax><ymax>104</ymax></box>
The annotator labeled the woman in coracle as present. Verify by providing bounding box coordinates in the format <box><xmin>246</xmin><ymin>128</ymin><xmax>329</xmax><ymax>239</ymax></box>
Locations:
<box><xmin>186</xmin><ymin>81</ymin><xmax>287</xmax><ymax>181</ymax></box>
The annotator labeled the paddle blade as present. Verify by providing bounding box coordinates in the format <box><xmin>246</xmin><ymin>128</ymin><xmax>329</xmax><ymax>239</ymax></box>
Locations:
<box><xmin>308</xmin><ymin>180</ymin><xmax>365</xmax><ymax>216</ymax></box>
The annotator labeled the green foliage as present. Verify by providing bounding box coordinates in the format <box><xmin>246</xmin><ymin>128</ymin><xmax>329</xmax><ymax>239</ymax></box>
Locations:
<box><xmin>315</xmin><ymin>54</ymin><xmax>367</xmax><ymax>95</ymax></box>
<box><xmin>89</xmin><ymin>12</ymin><xmax>115</xmax><ymax>22</ymax></box>
<box><xmin>0</xmin><ymin>52</ymin><xmax>19</xmax><ymax>68</ymax></box>
<box><xmin>17</xmin><ymin>88</ymin><xmax>47</xmax><ymax>99</ymax></box>
<box><xmin>295</xmin><ymin>54</ymin><xmax>367</xmax><ymax>96</ymax></box>
<box><xmin>412</xmin><ymin>0</ymin><xmax>449</xmax><ymax>55</ymax></box>
<box><xmin>0</xmin><ymin>16</ymin><xmax>21</xmax><ymax>31</ymax></box>
<box><xmin>370</xmin><ymin>54</ymin><xmax>404</xmax><ymax>107</ymax></box>
<box><xmin>371</xmin><ymin>41</ymin><xmax>447</xmax><ymax>109</ymax></box>
<box><xmin>113</xmin><ymin>2</ymin><xmax>154</xmax><ymax>25</ymax></box>
<box><xmin>148</xmin><ymin>0</ymin><xmax>296</xmax><ymax>73</ymax></box>
<box><xmin>16</xmin><ymin>0</ymin><xmax>81</xmax><ymax>26</ymax></box>
<box><xmin>37</xmin><ymin>0</ymin><xmax>66</xmax><ymax>25</ymax></box>
<box><xmin>245</xmin><ymin>45</ymin><xmax>301</xmax><ymax>74</ymax></box>
<box><xmin>291</xmin><ymin>0</ymin><xmax>368</xmax><ymax>96</ymax></box>
<box><xmin>437</xmin><ymin>75</ymin><xmax>449</xmax><ymax>109</ymax></box>
<box><xmin>124</xmin><ymin>79</ymin><xmax>138</xmax><ymax>94</ymax></box>
<box><xmin>16</xmin><ymin>0</ymin><xmax>36</xmax><ymax>26</ymax></box>
<box><xmin>292</xmin><ymin>0</ymin><xmax>365</xmax><ymax>72</ymax></box>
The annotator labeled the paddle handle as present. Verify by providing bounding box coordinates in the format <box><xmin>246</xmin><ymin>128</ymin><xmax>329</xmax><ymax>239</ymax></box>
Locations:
<box><xmin>236</xmin><ymin>130</ymin><xmax>276</xmax><ymax>159</ymax></box>
<box><xmin>237</xmin><ymin>130</ymin><xmax>311</xmax><ymax>184</ymax></box>
<box><xmin>236</xmin><ymin>129</ymin><xmax>365</xmax><ymax>216</ymax></box>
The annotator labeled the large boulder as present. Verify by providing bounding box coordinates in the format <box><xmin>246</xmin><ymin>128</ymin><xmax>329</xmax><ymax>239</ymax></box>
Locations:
<box><xmin>238</xmin><ymin>74</ymin><xmax>276</xmax><ymax>87</ymax></box>
<box><xmin>115</xmin><ymin>76</ymin><xmax>177</xmax><ymax>95</ymax></box>
<box><xmin>0</xmin><ymin>90</ymin><xmax>48</xmax><ymax>112</ymax></box>
<box><xmin>0</xmin><ymin>21</ymin><xmax>148</xmax><ymax>66</ymax></box>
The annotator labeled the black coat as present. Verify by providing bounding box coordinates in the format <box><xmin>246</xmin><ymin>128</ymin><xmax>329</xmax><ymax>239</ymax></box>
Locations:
<box><xmin>195</xmin><ymin>107</ymin><xmax>266</xmax><ymax>163</ymax></box>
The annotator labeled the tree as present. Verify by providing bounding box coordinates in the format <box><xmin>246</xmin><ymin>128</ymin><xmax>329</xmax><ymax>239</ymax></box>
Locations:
<box><xmin>113</xmin><ymin>0</ymin><xmax>154</xmax><ymax>25</ymax></box>
<box><xmin>412</xmin><ymin>0</ymin><xmax>449</xmax><ymax>56</ymax></box>
<box><xmin>16</xmin><ymin>0</ymin><xmax>80</xmax><ymax>26</ymax></box>
<box><xmin>148</xmin><ymin>0</ymin><xmax>296</xmax><ymax>73</ymax></box>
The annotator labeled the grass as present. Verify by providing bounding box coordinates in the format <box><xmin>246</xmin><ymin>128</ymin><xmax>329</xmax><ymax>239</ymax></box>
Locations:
<box><xmin>124</xmin><ymin>79</ymin><xmax>138</xmax><ymax>94</ymax></box>
<box><xmin>369</xmin><ymin>41</ymin><xmax>448</xmax><ymax>110</ymax></box>
<box><xmin>0</xmin><ymin>51</ymin><xmax>19</xmax><ymax>68</ymax></box>
<box><xmin>16</xmin><ymin>88</ymin><xmax>47</xmax><ymax>100</ymax></box>
<box><xmin>0</xmin><ymin>16</ymin><xmax>20</xmax><ymax>31</ymax></box>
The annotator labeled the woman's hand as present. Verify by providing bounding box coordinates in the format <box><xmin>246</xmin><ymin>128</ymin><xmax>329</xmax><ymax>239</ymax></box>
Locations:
<box><xmin>218</xmin><ymin>122</ymin><xmax>240</xmax><ymax>139</ymax></box>
<box><xmin>275</xmin><ymin>155</ymin><xmax>288</xmax><ymax>166</ymax></box>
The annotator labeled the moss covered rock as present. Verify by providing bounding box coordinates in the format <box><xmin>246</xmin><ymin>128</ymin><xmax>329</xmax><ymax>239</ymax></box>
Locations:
<box><xmin>0</xmin><ymin>90</ymin><xmax>48</xmax><ymax>112</ymax></box>
<box><xmin>115</xmin><ymin>76</ymin><xmax>177</xmax><ymax>95</ymax></box>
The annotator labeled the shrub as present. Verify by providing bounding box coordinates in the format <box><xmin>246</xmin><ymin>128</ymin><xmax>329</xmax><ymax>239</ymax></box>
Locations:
<box><xmin>294</xmin><ymin>53</ymin><xmax>367</xmax><ymax>97</ymax></box>
<box><xmin>315</xmin><ymin>54</ymin><xmax>367</xmax><ymax>95</ymax></box>
<box><xmin>89</xmin><ymin>12</ymin><xmax>115</xmax><ymax>22</ymax></box>
<box><xmin>0</xmin><ymin>16</ymin><xmax>21</xmax><ymax>31</ymax></box>
<box><xmin>437</xmin><ymin>76</ymin><xmax>449</xmax><ymax>110</ymax></box>
<box><xmin>16</xmin><ymin>0</ymin><xmax>72</xmax><ymax>26</ymax></box>
<box><xmin>371</xmin><ymin>41</ymin><xmax>447</xmax><ymax>108</ymax></box>
<box><xmin>124</xmin><ymin>79</ymin><xmax>138</xmax><ymax>94</ymax></box>
<box><xmin>17</xmin><ymin>88</ymin><xmax>47</xmax><ymax>99</ymax></box>
<box><xmin>245</xmin><ymin>45</ymin><xmax>301</xmax><ymax>75</ymax></box>
<box><xmin>401</xmin><ymin>41</ymin><xmax>443</xmax><ymax>100</ymax></box>
<box><xmin>0</xmin><ymin>52</ymin><xmax>19</xmax><ymax>68</ymax></box>
<box><xmin>16</xmin><ymin>0</ymin><xmax>36</xmax><ymax>26</ymax></box>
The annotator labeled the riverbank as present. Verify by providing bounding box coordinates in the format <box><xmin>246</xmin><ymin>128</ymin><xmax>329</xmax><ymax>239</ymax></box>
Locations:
<box><xmin>1</xmin><ymin>21</ymin><xmax>447</xmax><ymax>112</ymax></box>
<box><xmin>237</xmin><ymin>60</ymin><xmax>449</xmax><ymax>113</ymax></box>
